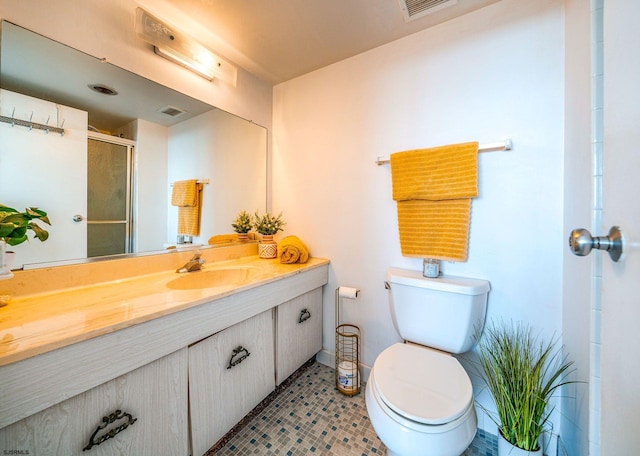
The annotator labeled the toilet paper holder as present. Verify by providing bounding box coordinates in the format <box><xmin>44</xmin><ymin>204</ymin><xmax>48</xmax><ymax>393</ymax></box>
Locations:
<box><xmin>335</xmin><ymin>286</ymin><xmax>361</xmax><ymax>396</ymax></box>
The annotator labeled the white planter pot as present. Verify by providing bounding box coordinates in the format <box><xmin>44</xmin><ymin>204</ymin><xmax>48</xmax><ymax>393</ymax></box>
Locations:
<box><xmin>498</xmin><ymin>432</ymin><xmax>543</xmax><ymax>456</ymax></box>
<box><xmin>0</xmin><ymin>240</ymin><xmax>16</xmax><ymax>278</ymax></box>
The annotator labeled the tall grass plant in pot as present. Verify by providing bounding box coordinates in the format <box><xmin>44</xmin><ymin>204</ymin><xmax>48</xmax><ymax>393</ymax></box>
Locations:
<box><xmin>477</xmin><ymin>321</ymin><xmax>575</xmax><ymax>455</ymax></box>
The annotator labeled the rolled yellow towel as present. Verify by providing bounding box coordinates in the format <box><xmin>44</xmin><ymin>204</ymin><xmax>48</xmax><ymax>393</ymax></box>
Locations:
<box><xmin>278</xmin><ymin>236</ymin><xmax>310</xmax><ymax>264</ymax></box>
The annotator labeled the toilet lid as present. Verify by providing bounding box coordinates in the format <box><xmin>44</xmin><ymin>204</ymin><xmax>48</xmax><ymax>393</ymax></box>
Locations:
<box><xmin>373</xmin><ymin>343</ymin><xmax>473</xmax><ymax>425</ymax></box>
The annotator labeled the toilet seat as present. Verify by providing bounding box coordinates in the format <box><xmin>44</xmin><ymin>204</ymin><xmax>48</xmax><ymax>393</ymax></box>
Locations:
<box><xmin>373</xmin><ymin>343</ymin><xmax>473</xmax><ymax>425</ymax></box>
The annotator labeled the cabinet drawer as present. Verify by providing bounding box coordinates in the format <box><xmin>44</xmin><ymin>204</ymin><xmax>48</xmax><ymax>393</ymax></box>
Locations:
<box><xmin>275</xmin><ymin>288</ymin><xmax>323</xmax><ymax>384</ymax></box>
<box><xmin>0</xmin><ymin>348</ymin><xmax>189</xmax><ymax>456</ymax></box>
<box><xmin>189</xmin><ymin>309</ymin><xmax>275</xmax><ymax>456</ymax></box>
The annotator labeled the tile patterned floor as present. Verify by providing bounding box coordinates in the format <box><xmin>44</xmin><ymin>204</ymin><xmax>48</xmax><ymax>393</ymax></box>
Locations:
<box><xmin>211</xmin><ymin>361</ymin><xmax>497</xmax><ymax>456</ymax></box>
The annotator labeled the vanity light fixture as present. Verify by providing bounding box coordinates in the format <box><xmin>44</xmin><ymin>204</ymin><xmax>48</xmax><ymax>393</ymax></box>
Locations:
<box><xmin>135</xmin><ymin>7</ymin><xmax>237</xmax><ymax>87</ymax></box>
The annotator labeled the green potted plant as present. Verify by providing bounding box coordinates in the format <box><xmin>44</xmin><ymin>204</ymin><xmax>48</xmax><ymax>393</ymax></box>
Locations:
<box><xmin>231</xmin><ymin>210</ymin><xmax>253</xmax><ymax>242</ymax></box>
<box><xmin>0</xmin><ymin>204</ymin><xmax>51</xmax><ymax>275</ymax></box>
<box><xmin>477</xmin><ymin>320</ymin><xmax>575</xmax><ymax>455</ymax></box>
<box><xmin>252</xmin><ymin>211</ymin><xmax>285</xmax><ymax>258</ymax></box>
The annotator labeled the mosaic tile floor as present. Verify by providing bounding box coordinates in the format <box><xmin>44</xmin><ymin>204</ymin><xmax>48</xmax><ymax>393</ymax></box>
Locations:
<box><xmin>210</xmin><ymin>361</ymin><xmax>497</xmax><ymax>456</ymax></box>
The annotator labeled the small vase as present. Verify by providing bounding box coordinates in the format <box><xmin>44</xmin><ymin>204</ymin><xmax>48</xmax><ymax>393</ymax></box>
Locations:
<box><xmin>258</xmin><ymin>235</ymin><xmax>277</xmax><ymax>259</ymax></box>
<box><xmin>0</xmin><ymin>240</ymin><xmax>15</xmax><ymax>278</ymax></box>
<box><xmin>236</xmin><ymin>233</ymin><xmax>249</xmax><ymax>243</ymax></box>
<box><xmin>498</xmin><ymin>432</ymin><xmax>542</xmax><ymax>456</ymax></box>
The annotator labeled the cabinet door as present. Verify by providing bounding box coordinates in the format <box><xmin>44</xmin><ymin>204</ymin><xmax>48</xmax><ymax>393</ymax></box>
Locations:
<box><xmin>0</xmin><ymin>348</ymin><xmax>189</xmax><ymax>456</ymax></box>
<box><xmin>189</xmin><ymin>310</ymin><xmax>275</xmax><ymax>456</ymax></box>
<box><xmin>275</xmin><ymin>288</ymin><xmax>323</xmax><ymax>384</ymax></box>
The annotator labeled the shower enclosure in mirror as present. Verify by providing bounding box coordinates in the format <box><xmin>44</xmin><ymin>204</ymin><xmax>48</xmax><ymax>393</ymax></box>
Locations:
<box><xmin>0</xmin><ymin>21</ymin><xmax>267</xmax><ymax>270</ymax></box>
<box><xmin>87</xmin><ymin>133</ymin><xmax>134</xmax><ymax>258</ymax></box>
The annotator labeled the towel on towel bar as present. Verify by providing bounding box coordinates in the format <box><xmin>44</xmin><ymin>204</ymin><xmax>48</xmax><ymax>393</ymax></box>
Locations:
<box><xmin>171</xmin><ymin>179</ymin><xmax>199</xmax><ymax>207</ymax></box>
<box><xmin>390</xmin><ymin>142</ymin><xmax>478</xmax><ymax>262</ymax></box>
<box><xmin>171</xmin><ymin>179</ymin><xmax>202</xmax><ymax>236</ymax></box>
<box><xmin>278</xmin><ymin>235</ymin><xmax>310</xmax><ymax>264</ymax></box>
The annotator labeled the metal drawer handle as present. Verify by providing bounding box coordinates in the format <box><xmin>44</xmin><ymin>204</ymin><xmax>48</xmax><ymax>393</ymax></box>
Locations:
<box><xmin>227</xmin><ymin>345</ymin><xmax>251</xmax><ymax>369</ymax></box>
<box><xmin>83</xmin><ymin>409</ymin><xmax>137</xmax><ymax>451</ymax></box>
<box><xmin>298</xmin><ymin>308</ymin><xmax>311</xmax><ymax>323</ymax></box>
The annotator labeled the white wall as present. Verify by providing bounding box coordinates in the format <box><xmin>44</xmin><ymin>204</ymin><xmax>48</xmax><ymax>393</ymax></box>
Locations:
<box><xmin>273</xmin><ymin>0</ymin><xmax>566</xmax><ymax>441</ymax></box>
<box><xmin>132</xmin><ymin>119</ymin><xmax>169</xmax><ymax>252</ymax></box>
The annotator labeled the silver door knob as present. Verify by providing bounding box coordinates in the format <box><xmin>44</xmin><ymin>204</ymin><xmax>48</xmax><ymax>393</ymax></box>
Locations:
<box><xmin>73</xmin><ymin>214</ymin><xmax>85</xmax><ymax>222</ymax></box>
<box><xmin>569</xmin><ymin>226</ymin><xmax>624</xmax><ymax>262</ymax></box>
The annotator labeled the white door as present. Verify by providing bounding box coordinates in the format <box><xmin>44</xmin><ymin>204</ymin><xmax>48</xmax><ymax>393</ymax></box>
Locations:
<box><xmin>600</xmin><ymin>1</ymin><xmax>640</xmax><ymax>453</ymax></box>
<box><xmin>0</xmin><ymin>89</ymin><xmax>87</xmax><ymax>268</ymax></box>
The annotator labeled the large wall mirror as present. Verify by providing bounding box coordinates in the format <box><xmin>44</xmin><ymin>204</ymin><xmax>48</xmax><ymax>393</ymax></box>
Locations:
<box><xmin>0</xmin><ymin>21</ymin><xmax>267</xmax><ymax>270</ymax></box>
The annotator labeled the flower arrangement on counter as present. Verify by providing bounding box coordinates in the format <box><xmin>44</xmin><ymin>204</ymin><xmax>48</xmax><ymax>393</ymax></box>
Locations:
<box><xmin>231</xmin><ymin>210</ymin><xmax>253</xmax><ymax>234</ymax></box>
<box><xmin>253</xmin><ymin>211</ymin><xmax>285</xmax><ymax>236</ymax></box>
<box><xmin>0</xmin><ymin>204</ymin><xmax>51</xmax><ymax>246</ymax></box>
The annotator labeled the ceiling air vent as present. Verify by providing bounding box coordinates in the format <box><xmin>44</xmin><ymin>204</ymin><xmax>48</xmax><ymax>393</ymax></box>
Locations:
<box><xmin>159</xmin><ymin>105</ymin><xmax>187</xmax><ymax>118</ymax></box>
<box><xmin>397</xmin><ymin>0</ymin><xmax>458</xmax><ymax>22</ymax></box>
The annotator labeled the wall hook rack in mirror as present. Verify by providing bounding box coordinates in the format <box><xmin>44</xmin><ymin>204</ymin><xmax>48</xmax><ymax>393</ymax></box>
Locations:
<box><xmin>0</xmin><ymin>110</ymin><xmax>65</xmax><ymax>136</ymax></box>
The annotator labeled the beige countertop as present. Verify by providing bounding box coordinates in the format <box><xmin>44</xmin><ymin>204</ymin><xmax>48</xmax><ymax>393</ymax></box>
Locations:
<box><xmin>0</xmin><ymin>256</ymin><xmax>329</xmax><ymax>366</ymax></box>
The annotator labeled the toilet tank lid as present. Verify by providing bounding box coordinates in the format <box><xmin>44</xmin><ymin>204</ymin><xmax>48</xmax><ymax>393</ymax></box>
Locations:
<box><xmin>387</xmin><ymin>267</ymin><xmax>490</xmax><ymax>295</ymax></box>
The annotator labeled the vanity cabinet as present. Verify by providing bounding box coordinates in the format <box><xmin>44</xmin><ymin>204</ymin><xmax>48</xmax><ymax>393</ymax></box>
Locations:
<box><xmin>275</xmin><ymin>288</ymin><xmax>323</xmax><ymax>384</ymax></box>
<box><xmin>0</xmin><ymin>258</ymin><xmax>329</xmax><ymax>456</ymax></box>
<box><xmin>189</xmin><ymin>309</ymin><xmax>275</xmax><ymax>456</ymax></box>
<box><xmin>0</xmin><ymin>348</ymin><xmax>189</xmax><ymax>456</ymax></box>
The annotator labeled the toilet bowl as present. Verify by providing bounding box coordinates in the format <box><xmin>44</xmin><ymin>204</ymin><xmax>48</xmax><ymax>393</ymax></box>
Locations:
<box><xmin>365</xmin><ymin>343</ymin><xmax>477</xmax><ymax>456</ymax></box>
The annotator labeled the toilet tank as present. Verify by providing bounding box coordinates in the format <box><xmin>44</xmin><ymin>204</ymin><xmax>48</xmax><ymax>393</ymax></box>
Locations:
<box><xmin>386</xmin><ymin>267</ymin><xmax>490</xmax><ymax>354</ymax></box>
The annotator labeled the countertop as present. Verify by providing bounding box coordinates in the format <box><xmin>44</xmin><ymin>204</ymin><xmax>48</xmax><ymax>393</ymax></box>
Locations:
<box><xmin>0</xmin><ymin>256</ymin><xmax>329</xmax><ymax>366</ymax></box>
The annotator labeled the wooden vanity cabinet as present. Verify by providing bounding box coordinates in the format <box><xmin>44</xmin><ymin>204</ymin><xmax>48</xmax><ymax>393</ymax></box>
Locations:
<box><xmin>189</xmin><ymin>309</ymin><xmax>275</xmax><ymax>456</ymax></box>
<box><xmin>0</xmin><ymin>348</ymin><xmax>189</xmax><ymax>456</ymax></box>
<box><xmin>275</xmin><ymin>287</ymin><xmax>323</xmax><ymax>384</ymax></box>
<box><xmin>0</xmin><ymin>261</ymin><xmax>329</xmax><ymax>456</ymax></box>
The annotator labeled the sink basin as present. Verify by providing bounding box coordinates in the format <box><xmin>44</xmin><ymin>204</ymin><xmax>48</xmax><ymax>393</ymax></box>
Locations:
<box><xmin>165</xmin><ymin>268</ymin><xmax>253</xmax><ymax>290</ymax></box>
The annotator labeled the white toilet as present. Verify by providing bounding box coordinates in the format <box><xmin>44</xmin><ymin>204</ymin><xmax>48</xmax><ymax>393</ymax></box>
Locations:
<box><xmin>365</xmin><ymin>267</ymin><xmax>490</xmax><ymax>456</ymax></box>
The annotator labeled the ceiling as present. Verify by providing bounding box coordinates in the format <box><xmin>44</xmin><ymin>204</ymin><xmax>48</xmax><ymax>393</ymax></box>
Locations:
<box><xmin>145</xmin><ymin>0</ymin><xmax>502</xmax><ymax>85</ymax></box>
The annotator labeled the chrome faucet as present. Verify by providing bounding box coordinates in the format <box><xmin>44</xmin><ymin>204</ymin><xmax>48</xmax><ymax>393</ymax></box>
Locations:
<box><xmin>176</xmin><ymin>252</ymin><xmax>205</xmax><ymax>273</ymax></box>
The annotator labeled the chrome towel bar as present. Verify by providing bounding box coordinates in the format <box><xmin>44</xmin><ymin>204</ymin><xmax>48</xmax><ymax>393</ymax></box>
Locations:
<box><xmin>375</xmin><ymin>139</ymin><xmax>512</xmax><ymax>165</ymax></box>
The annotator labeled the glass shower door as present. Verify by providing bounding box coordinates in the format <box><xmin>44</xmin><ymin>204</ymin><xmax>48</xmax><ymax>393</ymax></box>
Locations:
<box><xmin>87</xmin><ymin>136</ymin><xmax>133</xmax><ymax>257</ymax></box>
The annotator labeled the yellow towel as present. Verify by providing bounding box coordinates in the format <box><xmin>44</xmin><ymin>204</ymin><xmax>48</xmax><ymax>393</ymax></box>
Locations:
<box><xmin>171</xmin><ymin>179</ymin><xmax>199</xmax><ymax>207</ymax></box>
<box><xmin>278</xmin><ymin>236</ymin><xmax>310</xmax><ymax>264</ymax></box>
<box><xmin>391</xmin><ymin>142</ymin><xmax>478</xmax><ymax>262</ymax></box>
<box><xmin>171</xmin><ymin>180</ymin><xmax>202</xmax><ymax>236</ymax></box>
<box><xmin>207</xmin><ymin>234</ymin><xmax>238</xmax><ymax>245</ymax></box>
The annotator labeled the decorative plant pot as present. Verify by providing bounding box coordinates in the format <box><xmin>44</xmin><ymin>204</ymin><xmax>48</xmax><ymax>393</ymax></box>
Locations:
<box><xmin>498</xmin><ymin>432</ymin><xmax>542</xmax><ymax>456</ymax></box>
<box><xmin>0</xmin><ymin>240</ymin><xmax>16</xmax><ymax>278</ymax></box>
<box><xmin>236</xmin><ymin>233</ymin><xmax>249</xmax><ymax>243</ymax></box>
<box><xmin>258</xmin><ymin>235</ymin><xmax>277</xmax><ymax>259</ymax></box>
